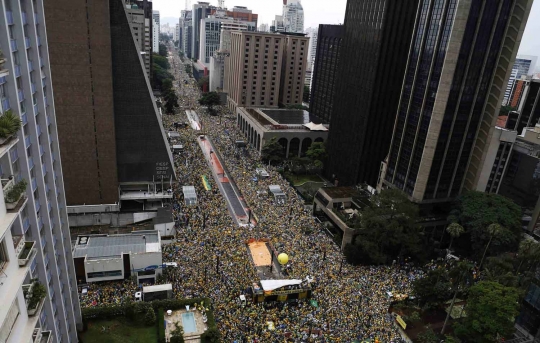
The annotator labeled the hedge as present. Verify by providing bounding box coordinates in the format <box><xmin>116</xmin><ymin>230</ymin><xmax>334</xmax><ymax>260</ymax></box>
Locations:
<box><xmin>157</xmin><ymin>308</ymin><xmax>165</xmax><ymax>343</ymax></box>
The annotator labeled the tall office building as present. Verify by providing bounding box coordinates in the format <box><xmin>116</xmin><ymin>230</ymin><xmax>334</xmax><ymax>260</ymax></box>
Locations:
<box><xmin>381</xmin><ymin>0</ymin><xmax>533</xmax><ymax>204</ymax></box>
<box><xmin>259</xmin><ymin>23</ymin><xmax>269</xmax><ymax>32</ymax></box>
<box><xmin>282</xmin><ymin>0</ymin><xmax>304</xmax><ymax>33</ymax></box>
<box><xmin>225</xmin><ymin>32</ymin><xmax>308</xmax><ymax>110</ymax></box>
<box><xmin>503</xmin><ymin>55</ymin><xmax>537</xmax><ymax>105</ymax></box>
<box><xmin>211</xmin><ymin>6</ymin><xmax>258</xmax><ymax>26</ymax></box>
<box><xmin>0</xmin><ymin>0</ymin><xmax>82</xmax><ymax>342</ymax></box>
<box><xmin>325</xmin><ymin>0</ymin><xmax>420</xmax><ymax>187</ymax></box>
<box><xmin>182</xmin><ymin>10</ymin><xmax>193</xmax><ymax>58</ymax></box>
<box><xmin>152</xmin><ymin>10</ymin><xmax>159</xmax><ymax>53</ymax></box>
<box><xmin>125</xmin><ymin>1</ymin><xmax>152</xmax><ymax>77</ymax></box>
<box><xmin>309</xmin><ymin>24</ymin><xmax>343</xmax><ymax>124</ymax></box>
<box><xmin>192</xmin><ymin>2</ymin><xmax>214</xmax><ymax>61</ymax></box>
<box><xmin>44</xmin><ymin>0</ymin><xmax>175</xmax><ymax>225</ymax></box>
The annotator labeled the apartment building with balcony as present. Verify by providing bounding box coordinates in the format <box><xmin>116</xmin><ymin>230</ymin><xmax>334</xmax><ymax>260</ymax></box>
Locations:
<box><xmin>0</xmin><ymin>0</ymin><xmax>82</xmax><ymax>342</ymax></box>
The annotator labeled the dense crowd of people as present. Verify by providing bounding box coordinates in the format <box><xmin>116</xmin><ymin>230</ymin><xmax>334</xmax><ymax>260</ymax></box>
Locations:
<box><xmin>79</xmin><ymin>49</ymin><xmax>424</xmax><ymax>342</ymax></box>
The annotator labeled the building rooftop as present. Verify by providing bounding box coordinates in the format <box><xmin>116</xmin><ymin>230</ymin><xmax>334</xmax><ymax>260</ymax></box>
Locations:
<box><xmin>73</xmin><ymin>231</ymin><xmax>160</xmax><ymax>260</ymax></box>
<box><xmin>261</xmin><ymin>109</ymin><xmax>311</xmax><ymax>124</ymax></box>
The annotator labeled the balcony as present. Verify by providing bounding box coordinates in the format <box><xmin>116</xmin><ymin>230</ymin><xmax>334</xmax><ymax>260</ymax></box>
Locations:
<box><xmin>25</xmin><ymin>37</ymin><xmax>31</xmax><ymax>49</ymax></box>
<box><xmin>22</xmin><ymin>113</ymin><xmax>28</xmax><ymax>125</ymax></box>
<box><xmin>31</xmin><ymin>177</ymin><xmax>37</xmax><ymax>192</ymax></box>
<box><xmin>34</xmin><ymin>12</ymin><xmax>39</xmax><ymax>24</ymax></box>
<box><xmin>40</xmin><ymin>331</ymin><xmax>52</xmax><ymax>343</ymax></box>
<box><xmin>34</xmin><ymin>103</ymin><xmax>38</xmax><ymax>115</ymax></box>
<box><xmin>41</xmin><ymin>76</ymin><xmax>46</xmax><ymax>88</ymax></box>
<box><xmin>37</xmin><ymin>37</ymin><xmax>41</xmax><ymax>47</ymax></box>
<box><xmin>29</xmin><ymin>157</ymin><xmax>34</xmax><ymax>170</ymax></box>
<box><xmin>12</xmin><ymin>233</ymin><xmax>24</xmax><ymax>255</ymax></box>
<box><xmin>1</xmin><ymin>97</ymin><xmax>10</xmax><ymax>111</ymax></box>
<box><xmin>10</xmin><ymin>39</ymin><xmax>17</xmax><ymax>52</ymax></box>
<box><xmin>28</xmin><ymin>60</ymin><xmax>33</xmax><ymax>71</ymax></box>
<box><xmin>31</xmin><ymin>82</ymin><xmax>36</xmax><ymax>94</ymax></box>
<box><xmin>23</xmin><ymin>280</ymin><xmax>46</xmax><ymax>317</ymax></box>
<box><xmin>39</xmin><ymin>145</ymin><xmax>44</xmax><ymax>156</ymax></box>
<box><xmin>4</xmin><ymin>178</ymin><xmax>27</xmax><ymax>210</ymax></box>
<box><xmin>42</xmin><ymin>164</ymin><xmax>46</xmax><ymax>176</ymax></box>
<box><xmin>18</xmin><ymin>88</ymin><xmax>24</xmax><ymax>101</ymax></box>
<box><xmin>0</xmin><ymin>50</ymin><xmax>8</xmax><ymax>77</ymax></box>
<box><xmin>18</xmin><ymin>241</ymin><xmax>36</xmax><ymax>266</ymax></box>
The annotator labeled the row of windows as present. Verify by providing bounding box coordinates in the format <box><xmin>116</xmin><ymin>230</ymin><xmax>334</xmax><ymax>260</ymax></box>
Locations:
<box><xmin>87</xmin><ymin>270</ymin><xmax>123</xmax><ymax>279</ymax></box>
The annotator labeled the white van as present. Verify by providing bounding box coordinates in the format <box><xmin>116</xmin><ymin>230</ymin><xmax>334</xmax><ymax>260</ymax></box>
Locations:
<box><xmin>163</xmin><ymin>262</ymin><xmax>178</xmax><ymax>268</ymax></box>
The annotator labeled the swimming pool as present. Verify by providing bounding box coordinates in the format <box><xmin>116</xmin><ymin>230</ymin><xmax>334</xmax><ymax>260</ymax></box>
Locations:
<box><xmin>181</xmin><ymin>312</ymin><xmax>197</xmax><ymax>333</ymax></box>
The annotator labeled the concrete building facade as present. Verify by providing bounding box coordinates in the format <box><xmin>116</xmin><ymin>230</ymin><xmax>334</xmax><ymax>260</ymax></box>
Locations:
<box><xmin>152</xmin><ymin>10</ymin><xmax>159</xmax><ymax>53</ymax></box>
<box><xmin>282</xmin><ymin>0</ymin><xmax>304</xmax><ymax>33</ymax></box>
<box><xmin>235</xmin><ymin>107</ymin><xmax>327</xmax><ymax>157</ymax></box>
<box><xmin>279</xmin><ymin>34</ymin><xmax>309</xmax><ymax>106</ymax></box>
<box><xmin>309</xmin><ymin>24</ymin><xmax>343</xmax><ymax>124</ymax></box>
<box><xmin>181</xmin><ymin>10</ymin><xmax>193</xmax><ymax>58</ymax></box>
<box><xmin>192</xmin><ymin>2</ymin><xmax>214</xmax><ymax>61</ymax></box>
<box><xmin>125</xmin><ymin>1</ymin><xmax>152</xmax><ymax>77</ymax></box>
<box><xmin>0</xmin><ymin>0</ymin><xmax>83</xmax><ymax>342</ymax></box>
<box><xmin>381</xmin><ymin>0</ymin><xmax>533</xmax><ymax>204</ymax></box>
<box><xmin>44</xmin><ymin>0</ymin><xmax>175</xmax><ymax>221</ymax></box>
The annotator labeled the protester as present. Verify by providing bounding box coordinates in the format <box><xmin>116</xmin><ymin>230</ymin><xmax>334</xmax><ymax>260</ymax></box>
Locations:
<box><xmin>79</xmin><ymin>51</ymin><xmax>419</xmax><ymax>342</ymax></box>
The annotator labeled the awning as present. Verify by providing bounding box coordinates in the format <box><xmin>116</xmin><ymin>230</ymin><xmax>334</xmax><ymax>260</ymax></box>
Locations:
<box><xmin>260</xmin><ymin>279</ymin><xmax>303</xmax><ymax>291</ymax></box>
<box><xmin>303</xmin><ymin>122</ymin><xmax>328</xmax><ymax>131</ymax></box>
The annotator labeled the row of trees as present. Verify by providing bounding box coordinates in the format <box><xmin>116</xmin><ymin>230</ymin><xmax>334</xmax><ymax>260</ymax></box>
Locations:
<box><xmin>260</xmin><ymin>138</ymin><xmax>327</xmax><ymax>172</ymax></box>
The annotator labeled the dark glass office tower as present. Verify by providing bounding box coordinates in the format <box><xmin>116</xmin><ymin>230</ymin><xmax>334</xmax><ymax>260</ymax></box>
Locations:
<box><xmin>325</xmin><ymin>0</ymin><xmax>420</xmax><ymax>187</ymax></box>
<box><xmin>382</xmin><ymin>0</ymin><xmax>533</xmax><ymax>203</ymax></box>
<box><xmin>309</xmin><ymin>24</ymin><xmax>343</xmax><ymax>124</ymax></box>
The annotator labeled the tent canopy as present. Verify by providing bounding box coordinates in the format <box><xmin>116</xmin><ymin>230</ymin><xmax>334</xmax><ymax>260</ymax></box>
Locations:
<box><xmin>303</xmin><ymin>122</ymin><xmax>328</xmax><ymax>131</ymax></box>
<box><xmin>182</xmin><ymin>186</ymin><xmax>197</xmax><ymax>206</ymax></box>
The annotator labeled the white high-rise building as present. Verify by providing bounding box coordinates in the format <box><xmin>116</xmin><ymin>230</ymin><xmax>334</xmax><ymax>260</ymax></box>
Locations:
<box><xmin>152</xmin><ymin>10</ymin><xmax>160</xmax><ymax>53</ymax></box>
<box><xmin>0</xmin><ymin>1</ymin><xmax>82</xmax><ymax>342</ymax></box>
<box><xmin>258</xmin><ymin>23</ymin><xmax>269</xmax><ymax>32</ymax></box>
<box><xmin>306</xmin><ymin>27</ymin><xmax>318</xmax><ymax>88</ymax></box>
<box><xmin>282</xmin><ymin>0</ymin><xmax>304</xmax><ymax>33</ymax></box>
<box><xmin>503</xmin><ymin>55</ymin><xmax>538</xmax><ymax>106</ymax></box>
<box><xmin>173</xmin><ymin>23</ymin><xmax>180</xmax><ymax>43</ymax></box>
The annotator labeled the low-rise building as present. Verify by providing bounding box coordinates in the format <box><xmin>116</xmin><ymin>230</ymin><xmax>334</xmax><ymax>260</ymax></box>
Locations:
<box><xmin>72</xmin><ymin>231</ymin><xmax>162</xmax><ymax>284</ymax></box>
<box><xmin>235</xmin><ymin>107</ymin><xmax>327</xmax><ymax>157</ymax></box>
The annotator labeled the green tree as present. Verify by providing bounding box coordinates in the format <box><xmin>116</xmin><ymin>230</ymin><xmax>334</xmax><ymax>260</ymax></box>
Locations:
<box><xmin>144</xmin><ymin>307</ymin><xmax>156</xmax><ymax>326</ymax></box>
<box><xmin>303</xmin><ymin>85</ymin><xmax>310</xmax><ymax>103</ymax></box>
<box><xmin>170</xmin><ymin>322</ymin><xmax>185</xmax><ymax>343</ymax></box>
<box><xmin>290</xmin><ymin>156</ymin><xmax>311</xmax><ymax>175</ymax></box>
<box><xmin>441</xmin><ymin>261</ymin><xmax>474</xmax><ymax>335</ymax></box>
<box><xmin>479</xmin><ymin>223</ymin><xmax>510</xmax><ymax>268</ymax></box>
<box><xmin>159</xmin><ymin>43</ymin><xmax>168</xmax><ymax>57</ymax></box>
<box><xmin>200</xmin><ymin>327</ymin><xmax>220</xmax><ymax>343</ymax></box>
<box><xmin>516</xmin><ymin>239</ymin><xmax>540</xmax><ymax>274</ymax></box>
<box><xmin>348</xmin><ymin>189</ymin><xmax>424</xmax><ymax>264</ymax></box>
<box><xmin>261</xmin><ymin>137</ymin><xmax>285</xmax><ymax>165</ymax></box>
<box><xmin>483</xmin><ymin>254</ymin><xmax>519</xmax><ymax>287</ymax></box>
<box><xmin>197</xmin><ymin>75</ymin><xmax>209</xmax><ymax>90</ymax></box>
<box><xmin>159</xmin><ymin>33</ymin><xmax>171</xmax><ymax>43</ymax></box>
<box><xmin>454</xmin><ymin>281</ymin><xmax>521</xmax><ymax>342</ymax></box>
<box><xmin>153</xmin><ymin>63</ymin><xmax>173</xmax><ymax>90</ymax></box>
<box><xmin>164</xmin><ymin>91</ymin><xmax>179</xmax><ymax>114</ymax></box>
<box><xmin>198</xmin><ymin>92</ymin><xmax>221</xmax><ymax>111</ymax></box>
<box><xmin>306</xmin><ymin>142</ymin><xmax>327</xmax><ymax>169</ymax></box>
<box><xmin>499</xmin><ymin>105</ymin><xmax>516</xmax><ymax>117</ymax></box>
<box><xmin>162</xmin><ymin>79</ymin><xmax>173</xmax><ymax>93</ymax></box>
<box><xmin>449</xmin><ymin>191</ymin><xmax>521</xmax><ymax>258</ymax></box>
<box><xmin>413</xmin><ymin>267</ymin><xmax>452</xmax><ymax>309</ymax></box>
<box><xmin>417</xmin><ymin>326</ymin><xmax>439</xmax><ymax>343</ymax></box>
<box><xmin>446</xmin><ymin>223</ymin><xmax>464</xmax><ymax>251</ymax></box>
<box><xmin>184</xmin><ymin>64</ymin><xmax>192</xmax><ymax>76</ymax></box>
<box><xmin>153</xmin><ymin>54</ymin><xmax>170</xmax><ymax>70</ymax></box>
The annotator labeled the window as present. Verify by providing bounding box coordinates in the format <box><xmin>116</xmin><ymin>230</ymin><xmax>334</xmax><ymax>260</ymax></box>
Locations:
<box><xmin>87</xmin><ymin>270</ymin><xmax>123</xmax><ymax>279</ymax></box>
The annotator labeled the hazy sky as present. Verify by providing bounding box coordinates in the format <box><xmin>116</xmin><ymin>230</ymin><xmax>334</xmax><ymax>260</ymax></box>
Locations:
<box><xmin>154</xmin><ymin>0</ymin><xmax>540</xmax><ymax>69</ymax></box>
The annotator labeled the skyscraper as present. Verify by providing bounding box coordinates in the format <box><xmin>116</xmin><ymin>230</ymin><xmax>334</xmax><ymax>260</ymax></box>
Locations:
<box><xmin>381</xmin><ymin>0</ymin><xmax>533</xmax><ymax>203</ymax></box>
<box><xmin>325</xmin><ymin>0</ymin><xmax>420</xmax><ymax>187</ymax></box>
<box><xmin>192</xmin><ymin>2</ymin><xmax>214</xmax><ymax>61</ymax></box>
<box><xmin>282</xmin><ymin>0</ymin><xmax>304</xmax><ymax>33</ymax></box>
<box><xmin>309</xmin><ymin>24</ymin><xmax>343</xmax><ymax>124</ymax></box>
<box><xmin>181</xmin><ymin>10</ymin><xmax>193</xmax><ymax>58</ymax></box>
<box><xmin>0</xmin><ymin>0</ymin><xmax>82</xmax><ymax>342</ymax></box>
<box><xmin>503</xmin><ymin>55</ymin><xmax>537</xmax><ymax>105</ymax></box>
<box><xmin>44</xmin><ymin>0</ymin><xmax>175</xmax><ymax>222</ymax></box>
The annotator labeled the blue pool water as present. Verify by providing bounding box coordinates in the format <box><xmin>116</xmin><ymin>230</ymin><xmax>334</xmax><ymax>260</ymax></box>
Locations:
<box><xmin>181</xmin><ymin>312</ymin><xmax>197</xmax><ymax>333</ymax></box>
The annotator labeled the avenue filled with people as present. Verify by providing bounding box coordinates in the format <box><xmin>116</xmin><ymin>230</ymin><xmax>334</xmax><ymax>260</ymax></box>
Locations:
<box><xmin>79</xmin><ymin>49</ymin><xmax>424</xmax><ymax>342</ymax></box>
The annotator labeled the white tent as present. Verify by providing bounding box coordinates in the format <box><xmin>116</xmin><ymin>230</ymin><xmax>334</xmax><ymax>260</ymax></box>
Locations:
<box><xmin>182</xmin><ymin>186</ymin><xmax>197</xmax><ymax>206</ymax></box>
<box><xmin>303</xmin><ymin>122</ymin><xmax>328</xmax><ymax>131</ymax></box>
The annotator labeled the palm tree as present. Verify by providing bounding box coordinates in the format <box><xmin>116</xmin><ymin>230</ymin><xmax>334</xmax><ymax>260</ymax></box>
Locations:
<box><xmin>441</xmin><ymin>261</ymin><xmax>473</xmax><ymax>335</ymax></box>
<box><xmin>446</xmin><ymin>223</ymin><xmax>465</xmax><ymax>251</ymax></box>
<box><xmin>479</xmin><ymin>223</ymin><xmax>505</xmax><ymax>269</ymax></box>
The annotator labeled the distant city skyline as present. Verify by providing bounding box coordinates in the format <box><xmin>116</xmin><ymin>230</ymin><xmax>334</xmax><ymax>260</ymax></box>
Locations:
<box><xmin>155</xmin><ymin>0</ymin><xmax>540</xmax><ymax>71</ymax></box>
